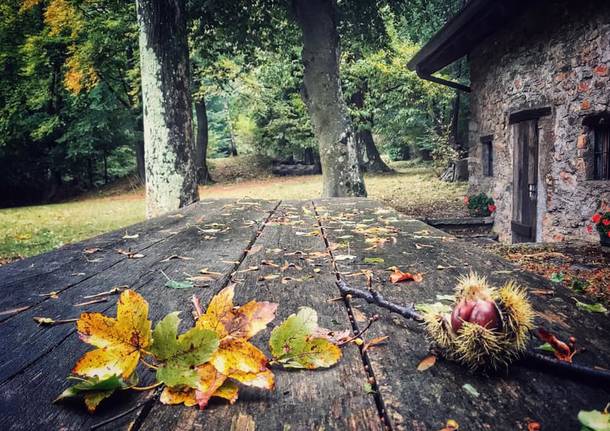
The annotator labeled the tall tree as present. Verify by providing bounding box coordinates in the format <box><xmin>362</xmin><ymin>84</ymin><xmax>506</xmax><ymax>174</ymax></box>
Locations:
<box><xmin>136</xmin><ymin>0</ymin><xmax>198</xmax><ymax>217</ymax></box>
<box><xmin>293</xmin><ymin>0</ymin><xmax>366</xmax><ymax>197</ymax></box>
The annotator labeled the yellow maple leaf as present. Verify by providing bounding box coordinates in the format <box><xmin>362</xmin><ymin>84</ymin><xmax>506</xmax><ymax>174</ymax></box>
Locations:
<box><xmin>195</xmin><ymin>286</ymin><xmax>276</xmax><ymax>393</ymax></box>
<box><xmin>74</xmin><ymin>290</ymin><xmax>151</xmax><ymax>379</ymax></box>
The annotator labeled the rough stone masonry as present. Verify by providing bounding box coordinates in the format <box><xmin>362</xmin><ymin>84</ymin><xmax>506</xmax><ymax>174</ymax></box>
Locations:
<box><xmin>468</xmin><ymin>0</ymin><xmax>610</xmax><ymax>243</ymax></box>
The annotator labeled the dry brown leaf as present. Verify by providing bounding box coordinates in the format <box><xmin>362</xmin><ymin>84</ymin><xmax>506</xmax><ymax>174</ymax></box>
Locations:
<box><xmin>83</xmin><ymin>247</ymin><xmax>101</xmax><ymax>255</ymax></box>
<box><xmin>352</xmin><ymin>308</ymin><xmax>367</xmax><ymax>322</ymax></box>
<box><xmin>363</xmin><ymin>336</ymin><xmax>389</xmax><ymax>353</ymax></box>
<box><xmin>417</xmin><ymin>354</ymin><xmax>437</xmax><ymax>371</ymax></box>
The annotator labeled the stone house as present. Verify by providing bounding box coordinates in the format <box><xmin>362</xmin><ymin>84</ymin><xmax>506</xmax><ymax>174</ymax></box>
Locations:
<box><xmin>408</xmin><ymin>0</ymin><xmax>610</xmax><ymax>243</ymax></box>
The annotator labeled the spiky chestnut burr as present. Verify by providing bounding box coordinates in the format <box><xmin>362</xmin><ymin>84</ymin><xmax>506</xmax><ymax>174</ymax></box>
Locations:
<box><xmin>424</xmin><ymin>273</ymin><xmax>535</xmax><ymax>369</ymax></box>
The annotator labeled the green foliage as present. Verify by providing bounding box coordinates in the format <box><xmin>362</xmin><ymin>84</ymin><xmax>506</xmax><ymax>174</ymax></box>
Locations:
<box><xmin>465</xmin><ymin>193</ymin><xmax>495</xmax><ymax>217</ymax></box>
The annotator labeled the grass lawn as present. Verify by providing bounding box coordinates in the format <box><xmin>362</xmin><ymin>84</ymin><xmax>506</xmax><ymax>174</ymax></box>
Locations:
<box><xmin>0</xmin><ymin>161</ymin><xmax>467</xmax><ymax>261</ymax></box>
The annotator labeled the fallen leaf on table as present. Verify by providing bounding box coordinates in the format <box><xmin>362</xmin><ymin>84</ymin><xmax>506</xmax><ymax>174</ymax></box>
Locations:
<box><xmin>83</xmin><ymin>286</ymin><xmax>126</xmax><ymax>299</ymax></box>
<box><xmin>160</xmin><ymin>255</ymin><xmax>193</xmax><ymax>262</ymax></box>
<box><xmin>363</xmin><ymin>257</ymin><xmax>385</xmax><ymax>264</ymax></box>
<box><xmin>363</xmin><ymin>382</ymin><xmax>376</xmax><ymax>394</ymax></box>
<box><xmin>363</xmin><ymin>336</ymin><xmax>389</xmax><ymax>353</ymax></box>
<box><xmin>417</xmin><ymin>354</ymin><xmax>437</xmax><ymax>371</ymax></box>
<box><xmin>334</xmin><ymin>254</ymin><xmax>357</xmax><ymax>261</ymax></box>
<box><xmin>527</xmin><ymin>421</ymin><xmax>541</xmax><ymax>431</ymax></box>
<box><xmin>269</xmin><ymin>307</ymin><xmax>342</xmax><ymax>369</ymax></box>
<box><xmin>389</xmin><ymin>268</ymin><xmax>423</xmax><ymax>283</ymax></box>
<box><xmin>577</xmin><ymin>406</ymin><xmax>610</xmax><ymax>431</ymax></box>
<box><xmin>259</xmin><ymin>274</ymin><xmax>280</xmax><ymax>281</ymax></box>
<box><xmin>534</xmin><ymin>328</ymin><xmax>577</xmax><ymax>363</ymax></box>
<box><xmin>165</xmin><ymin>280</ymin><xmax>195</xmax><ymax>289</ymax></box>
<box><xmin>73</xmin><ymin>290</ymin><xmax>151</xmax><ymax>379</ymax></box>
<box><xmin>116</xmin><ymin>248</ymin><xmax>144</xmax><ymax>259</ymax></box>
<box><xmin>199</xmin><ymin>268</ymin><xmax>222</xmax><ymax>276</ymax></box>
<box><xmin>573</xmin><ymin>298</ymin><xmax>608</xmax><ymax>314</ymax></box>
<box><xmin>247</xmin><ymin>245</ymin><xmax>263</xmax><ymax>255</ymax></box>
<box><xmin>122</xmin><ymin>233</ymin><xmax>139</xmax><ymax>239</ymax></box>
<box><xmin>34</xmin><ymin>316</ymin><xmax>78</xmax><ymax>326</ymax></box>
<box><xmin>54</xmin><ymin>375</ymin><xmax>132</xmax><ymax>413</ymax></box>
<box><xmin>462</xmin><ymin>383</ymin><xmax>480</xmax><ymax>397</ymax></box>
<box><xmin>38</xmin><ymin>291</ymin><xmax>59</xmax><ymax>299</ymax></box>
<box><xmin>415</xmin><ymin>302</ymin><xmax>452</xmax><ymax>314</ymax></box>
<box><xmin>439</xmin><ymin>419</ymin><xmax>460</xmax><ymax>431</ymax></box>
<box><xmin>83</xmin><ymin>248</ymin><xmax>101</xmax><ymax>255</ymax></box>
<box><xmin>415</xmin><ymin>243</ymin><xmax>433</xmax><ymax>249</ymax></box>
<box><xmin>352</xmin><ymin>308</ymin><xmax>367</xmax><ymax>322</ymax></box>
<box><xmin>436</xmin><ymin>294</ymin><xmax>455</xmax><ymax>302</ymax></box>
<box><xmin>313</xmin><ymin>268</ymin><xmax>321</xmax><ymax>273</ymax></box>
<box><xmin>151</xmin><ymin>312</ymin><xmax>219</xmax><ymax>389</ymax></box>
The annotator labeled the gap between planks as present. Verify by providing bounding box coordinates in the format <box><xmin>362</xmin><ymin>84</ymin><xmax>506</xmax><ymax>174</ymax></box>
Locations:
<box><xmin>311</xmin><ymin>200</ymin><xmax>393</xmax><ymax>431</ymax></box>
<box><xmin>121</xmin><ymin>200</ymin><xmax>282</xmax><ymax>431</ymax></box>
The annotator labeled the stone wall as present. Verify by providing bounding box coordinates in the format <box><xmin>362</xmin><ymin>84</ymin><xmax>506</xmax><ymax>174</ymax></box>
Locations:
<box><xmin>468</xmin><ymin>0</ymin><xmax>610</xmax><ymax>243</ymax></box>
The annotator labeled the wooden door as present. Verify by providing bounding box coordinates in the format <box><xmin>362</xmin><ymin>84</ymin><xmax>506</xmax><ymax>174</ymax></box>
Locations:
<box><xmin>512</xmin><ymin>120</ymin><xmax>539</xmax><ymax>242</ymax></box>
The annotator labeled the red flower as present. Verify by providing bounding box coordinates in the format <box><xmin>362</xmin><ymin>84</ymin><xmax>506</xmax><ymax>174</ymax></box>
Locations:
<box><xmin>463</xmin><ymin>196</ymin><xmax>469</xmax><ymax>205</ymax></box>
<box><xmin>586</xmin><ymin>225</ymin><xmax>593</xmax><ymax>234</ymax></box>
<box><xmin>603</xmin><ymin>219</ymin><xmax>610</xmax><ymax>226</ymax></box>
<box><xmin>592</xmin><ymin>213</ymin><xmax>602</xmax><ymax>224</ymax></box>
<box><xmin>488</xmin><ymin>204</ymin><xmax>497</xmax><ymax>213</ymax></box>
<box><xmin>607</xmin><ymin>231</ymin><xmax>610</xmax><ymax>238</ymax></box>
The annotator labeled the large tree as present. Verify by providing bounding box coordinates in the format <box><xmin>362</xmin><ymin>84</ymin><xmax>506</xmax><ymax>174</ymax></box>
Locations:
<box><xmin>293</xmin><ymin>0</ymin><xmax>366</xmax><ymax>197</ymax></box>
<box><xmin>136</xmin><ymin>0</ymin><xmax>198</xmax><ymax>217</ymax></box>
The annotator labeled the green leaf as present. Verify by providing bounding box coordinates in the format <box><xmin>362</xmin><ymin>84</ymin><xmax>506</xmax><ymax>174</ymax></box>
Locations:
<box><xmin>269</xmin><ymin>307</ymin><xmax>342</xmax><ymax>369</ymax></box>
<box><xmin>535</xmin><ymin>342</ymin><xmax>555</xmax><ymax>353</ymax></box>
<box><xmin>363</xmin><ymin>257</ymin><xmax>385</xmax><ymax>264</ymax></box>
<box><xmin>435</xmin><ymin>294</ymin><xmax>455</xmax><ymax>302</ymax></box>
<box><xmin>415</xmin><ymin>302</ymin><xmax>452</xmax><ymax>314</ymax></box>
<box><xmin>577</xmin><ymin>409</ymin><xmax>610</xmax><ymax>431</ymax></box>
<box><xmin>462</xmin><ymin>383</ymin><xmax>480</xmax><ymax>398</ymax></box>
<box><xmin>165</xmin><ymin>279</ymin><xmax>194</xmax><ymax>289</ymax></box>
<box><xmin>550</xmin><ymin>272</ymin><xmax>565</xmax><ymax>283</ymax></box>
<box><xmin>55</xmin><ymin>374</ymin><xmax>132</xmax><ymax>412</ymax></box>
<box><xmin>363</xmin><ymin>382</ymin><xmax>375</xmax><ymax>394</ymax></box>
<box><xmin>573</xmin><ymin>298</ymin><xmax>608</xmax><ymax>314</ymax></box>
<box><xmin>151</xmin><ymin>313</ymin><xmax>219</xmax><ymax>388</ymax></box>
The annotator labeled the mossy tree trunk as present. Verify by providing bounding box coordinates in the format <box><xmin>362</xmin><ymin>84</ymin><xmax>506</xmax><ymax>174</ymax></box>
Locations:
<box><xmin>293</xmin><ymin>0</ymin><xmax>366</xmax><ymax>197</ymax></box>
<box><xmin>136</xmin><ymin>0</ymin><xmax>198</xmax><ymax>218</ymax></box>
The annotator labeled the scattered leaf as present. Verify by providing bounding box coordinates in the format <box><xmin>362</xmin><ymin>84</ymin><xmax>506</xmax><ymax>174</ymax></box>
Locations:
<box><xmin>573</xmin><ymin>298</ymin><xmax>608</xmax><ymax>314</ymax></box>
<box><xmin>74</xmin><ymin>290</ymin><xmax>152</xmax><ymax>379</ymax></box>
<box><xmin>462</xmin><ymin>383</ymin><xmax>480</xmax><ymax>398</ymax></box>
<box><xmin>549</xmin><ymin>272</ymin><xmax>565</xmax><ymax>283</ymax></box>
<box><xmin>439</xmin><ymin>419</ymin><xmax>460</xmax><ymax>431</ymax></box>
<box><xmin>165</xmin><ymin>280</ymin><xmax>195</xmax><ymax>289</ymax></box>
<box><xmin>362</xmin><ymin>335</ymin><xmax>389</xmax><ymax>353</ymax></box>
<box><xmin>122</xmin><ymin>233</ymin><xmax>139</xmax><ymax>239</ymax></box>
<box><xmin>83</xmin><ymin>286</ymin><xmax>126</xmax><ymax>299</ymax></box>
<box><xmin>160</xmin><ymin>255</ymin><xmax>193</xmax><ymax>262</ymax></box>
<box><xmin>415</xmin><ymin>243</ymin><xmax>434</xmax><ymax>249</ymax></box>
<box><xmin>436</xmin><ymin>294</ymin><xmax>455</xmax><ymax>302</ymax></box>
<box><xmin>334</xmin><ymin>254</ymin><xmax>357</xmax><ymax>261</ymax></box>
<box><xmin>415</xmin><ymin>302</ymin><xmax>452</xmax><ymax>314</ymax></box>
<box><xmin>389</xmin><ymin>268</ymin><xmax>423</xmax><ymax>283</ymax></box>
<box><xmin>535</xmin><ymin>342</ymin><xmax>555</xmax><ymax>353</ymax></box>
<box><xmin>417</xmin><ymin>354</ymin><xmax>437</xmax><ymax>371</ymax></box>
<box><xmin>534</xmin><ymin>328</ymin><xmax>575</xmax><ymax>363</ymax></box>
<box><xmin>34</xmin><ymin>316</ymin><xmax>78</xmax><ymax>326</ymax></box>
<box><xmin>83</xmin><ymin>248</ymin><xmax>101</xmax><ymax>255</ymax></box>
<box><xmin>527</xmin><ymin>421</ymin><xmax>541</xmax><ymax>431</ymax></box>
<box><xmin>363</xmin><ymin>257</ymin><xmax>385</xmax><ymax>264</ymax></box>
<box><xmin>578</xmin><ymin>407</ymin><xmax>610</xmax><ymax>431</ymax></box>
<box><xmin>363</xmin><ymin>382</ymin><xmax>376</xmax><ymax>394</ymax></box>
<box><xmin>55</xmin><ymin>375</ymin><xmax>131</xmax><ymax>413</ymax></box>
<box><xmin>269</xmin><ymin>307</ymin><xmax>342</xmax><ymax>369</ymax></box>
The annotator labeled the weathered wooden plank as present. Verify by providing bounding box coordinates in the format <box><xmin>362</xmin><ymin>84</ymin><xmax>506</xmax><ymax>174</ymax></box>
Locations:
<box><xmin>0</xmin><ymin>200</ymin><xmax>215</xmax><ymax>318</ymax></box>
<box><xmin>315</xmin><ymin>198</ymin><xmax>610</xmax><ymax>431</ymax></box>
<box><xmin>137</xmin><ymin>202</ymin><xmax>383</xmax><ymax>431</ymax></box>
<box><xmin>0</xmin><ymin>200</ymin><xmax>278</xmax><ymax>431</ymax></box>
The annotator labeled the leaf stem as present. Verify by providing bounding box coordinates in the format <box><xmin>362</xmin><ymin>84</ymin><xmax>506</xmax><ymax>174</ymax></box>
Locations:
<box><xmin>130</xmin><ymin>381</ymin><xmax>163</xmax><ymax>391</ymax></box>
<box><xmin>139</xmin><ymin>357</ymin><xmax>159</xmax><ymax>370</ymax></box>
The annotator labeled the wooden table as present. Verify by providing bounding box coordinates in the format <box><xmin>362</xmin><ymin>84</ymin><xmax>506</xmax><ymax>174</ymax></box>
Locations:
<box><xmin>0</xmin><ymin>199</ymin><xmax>608</xmax><ymax>431</ymax></box>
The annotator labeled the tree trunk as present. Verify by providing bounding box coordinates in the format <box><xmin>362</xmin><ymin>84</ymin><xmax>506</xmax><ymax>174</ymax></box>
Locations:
<box><xmin>223</xmin><ymin>97</ymin><xmax>238</xmax><ymax>157</ymax></box>
<box><xmin>135</xmin><ymin>137</ymin><xmax>146</xmax><ymax>182</ymax></box>
<box><xmin>293</xmin><ymin>0</ymin><xmax>366</xmax><ymax>197</ymax></box>
<box><xmin>349</xmin><ymin>88</ymin><xmax>392</xmax><ymax>173</ymax></box>
<box><xmin>449</xmin><ymin>91</ymin><xmax>461</xmax><ymax>152</ymax></box>
<box><xmin>195</xmin><ymin>95</ymin><xmax>213</xmax><ymax>184</ymax></box>
<box><xmin>136</xmin><ymin>0</ymin><xmax>198</xmax><ymax>218</ymax></box>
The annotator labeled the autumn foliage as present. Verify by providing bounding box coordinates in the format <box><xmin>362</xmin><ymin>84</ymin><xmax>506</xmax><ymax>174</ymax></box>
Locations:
<box><xmin>56</xmin><ymin>287</ymin><xmax>343</xmax><ymax>413</ymax></box>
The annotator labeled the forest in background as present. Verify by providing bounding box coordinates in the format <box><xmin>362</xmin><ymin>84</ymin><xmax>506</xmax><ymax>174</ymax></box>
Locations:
<box><xmin>0</xmin><ymin>0</ymin><xmax>468</xmax><ymax>207</ymax></box>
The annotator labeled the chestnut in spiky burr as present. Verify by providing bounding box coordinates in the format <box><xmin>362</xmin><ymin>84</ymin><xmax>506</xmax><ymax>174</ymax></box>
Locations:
<box><xmin>423</xmin><ymin>273</ymin><xmax>534</xmax><ymax>369</ymax></box>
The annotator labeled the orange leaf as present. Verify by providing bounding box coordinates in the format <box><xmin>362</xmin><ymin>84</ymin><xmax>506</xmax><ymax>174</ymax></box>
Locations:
<box><xmin>417</xmin><ymin>354</ymin><xmax>437</xmax><ymax>371</ymax></box>
<box><xmin>535</xmin><ymin>328</ymin><xmax>574</xmax><ymax>362</ymax></box>
<box><xmin>527</xmin><ymin>421</ymin><xmax>541</xmax><ymax>431</ymax></box>
<box><xmin>363</xmin><ymin>336</ymin><xmax>389</xmax><ymax>353</ymax></box>
<box><xmin>390</xmin><ymin>269</ymin><xmax>423</xmax><ymax>283</ymax></box>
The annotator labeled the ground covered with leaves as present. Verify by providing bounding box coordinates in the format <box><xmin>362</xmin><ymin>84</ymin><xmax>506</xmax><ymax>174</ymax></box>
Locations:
<box><xmin>486</xmin><ymin>242</ymin><xmax>610</xmax><ymax>306</ymax></box>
